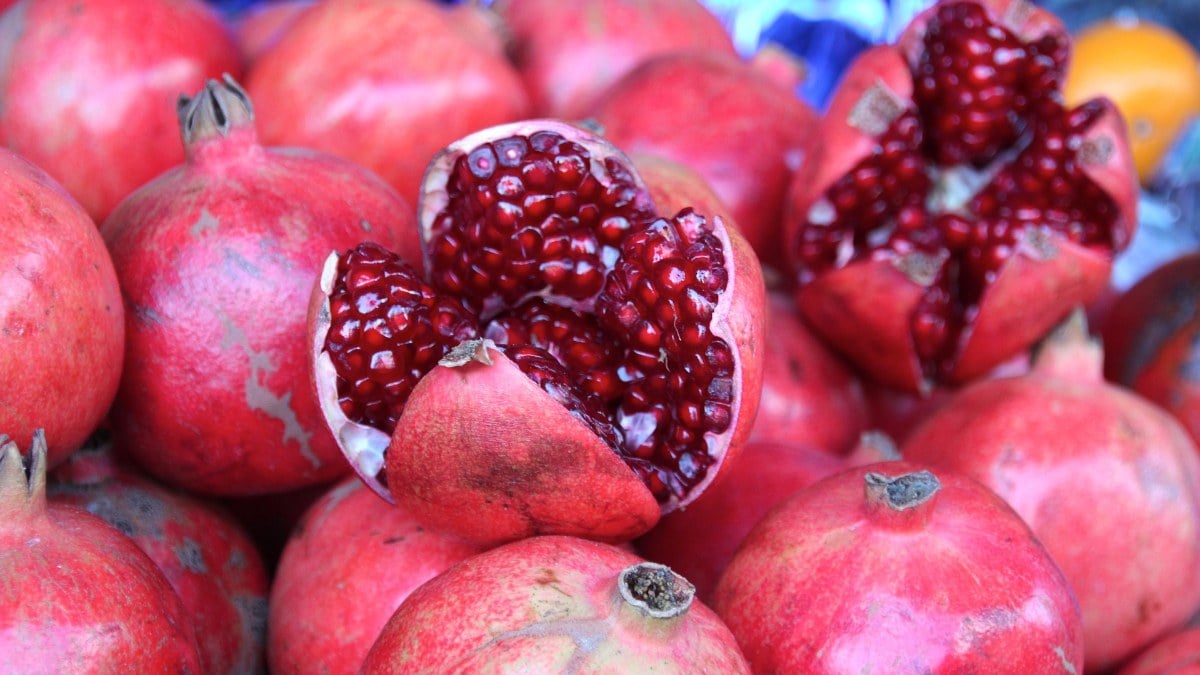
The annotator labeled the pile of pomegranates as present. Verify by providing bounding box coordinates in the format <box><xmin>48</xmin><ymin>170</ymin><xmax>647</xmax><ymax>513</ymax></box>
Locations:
<box><xmin>4</xmin><ymin>0</ymin><xmax>1199</xmax><ymax>670</ymax></box>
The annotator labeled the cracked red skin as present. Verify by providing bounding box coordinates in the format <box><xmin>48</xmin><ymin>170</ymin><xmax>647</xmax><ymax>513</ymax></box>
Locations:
<box><xmin>101</xmin><ymin>84</ymin><xmax>420</xmax><ymax>497</ymax></box>
<box><xmin>361</xmin><ymin>535</ymin><xmax>749</xmax><ymax>673</ymax></box>
<box><xmin>268</xmin><ymin>478</ymin><xmax>483</xmax><ymax>675</ymax></box>
<box><xmin>0</xmin><ymin>148</ymin><xmax>123</xmax><ymax>467</ymax></box>
<box><xmin>902</xmin><ymin>321</ymin><xmax>1200</xmax><ymax>670</ymax></box>
<box><xmin>0</xmin><ymin>0</ymin><xmax>241</xmax><ymax>222</ymax></box>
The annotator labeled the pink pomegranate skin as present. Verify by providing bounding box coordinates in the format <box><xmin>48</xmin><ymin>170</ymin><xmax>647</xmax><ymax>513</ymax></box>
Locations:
<box><xmin>268</xmin><ymin>478</ymin><xmax>483</xmax><ymax>675</ymax></box>
<box><xmin>245</xmin><ymin>0</ymin><xmax>531</xmax><ymax>208</ymax></box>
<box><xmin>1117</xmin><ymin>627</ymin><xmax>1200</xmax><ymax>675</ymax></box>
<box><xmin>231</xmin><ymin>0</ymin><xmax>315</xmax><ymax>64</ymax></box>
<box><xmin>0</xmin><ymin>434</ymin><xmax>202</xmax><ymax>672</ymax></box>
<box><xmin>102</xmin><ymin>78</ymin><xmax>420</xmax><ymax>496</ymax></box>
<box><xmin>48</xmin><ymin>441</ymin><xmax>269</xmax><ymax>675</ymax></box>
<box><xmin>713</xmin><ymin>462</ymin><xmax>1084</xmax><ymax>673</ymax></box>
<box><xmin>902</xmin><ymin>314</ymin><xmax>1200</xmax><ymax>671</ymax></box>
<box><xmin>593</xmin><ymin>51</ymin><xmax>817</xmax><ymax>268</ymax></box>
<box><xmin>0</xmin><ymin>147</ymin><xmax>123</xmax><ymax>467</ymax></box>
<box><xmin>361</xmin><ymin>535</ymin><xmax>750</xmax><ymax>673</ymax></box>
<box><xmin>0</xmin><ymin>0</ymin><xmax>241</xmax><ymax>222</ymax></box>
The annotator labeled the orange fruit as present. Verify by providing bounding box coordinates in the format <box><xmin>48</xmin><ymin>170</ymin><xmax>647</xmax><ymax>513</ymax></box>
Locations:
<box><xmin>1065</xmin><ymin>18</ymin><xmax>1200</xmax><ymax>184</ymax></box>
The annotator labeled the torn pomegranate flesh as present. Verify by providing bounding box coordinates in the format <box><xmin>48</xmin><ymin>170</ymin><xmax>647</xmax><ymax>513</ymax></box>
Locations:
<box><xmin>325</xmin><ymin>132</ymin><xmax>735</xmax><ymax>503</ymax></box>
<box><xmin>792</xmin><ymin>1</ymin><xmax>1119</xmax><ymax>377</ymax></box>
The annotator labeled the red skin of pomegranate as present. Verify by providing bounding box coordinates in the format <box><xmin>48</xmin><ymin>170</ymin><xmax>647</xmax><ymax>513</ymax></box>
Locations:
<box><xmin>1117</xmin><ymin>627</ymin><xmax>1200</xmax><ymax>675</ymax></box>
<box><xmin>244</xmin><ymin>0</ymin><xmax>531</xmax><ymax>209</ymax></box>
<box><xmin>231</xmin><ymin>0</ymin><xmax>314</xmax><ymax>64</ymax></box>
<box><xmin>784</xmin><ymin>0</ymin><xmax>1138</xmax><ymax>392</ymax></box>
<box><xmin>496</xmin><ymin>0</ymin><xmax>736</xmax><ymax>119</ymax></box>
<box><xmin>47</xmin><ymin>441</ymin><xmax>269</xmax><ymax>675</ymax></box>
<box><xmin>902</xmin><ymin>313</ymin><xmax>1200</xmax><ymax>670</ymax></box>
<box><xmin>0</xmin><ymin>0</ymin><xmax>241</xmax><ymax>222</ymax></box>
<box><xmin>220</xmin><ymin>478</ymin><xmax>334</xmax><ymax>572</ymax></box>
<box><xmin>0</xmin><ymin>148</ymin><xmax>123</xmax><ymax>467</ymax></box>
<box><xmin>362</xmin><ymin>535</ymin><xmax>750</xmax><ymax>672</ymax></box>
<box><xmin>0</xmin><ymin>434</ymin><xmax>202</xmax><ymax>671</ymax></box>
<box><xmin>713</xmin><ymin>462</ymin><xmax>1084</xmax><ymax>673</ymax></box>
<box><xmin>268</xmin><ymin>478</ymin><xmax>484</xmax><ymax>674</ymax></box>
<box><xmin>592</xmin><ymin>51</ymin><xmax>818</xmax><ymax>270</ymax></box>
<box><xmin>102</xmin><ymin>77</ymin><xmax>421</xmax><ymax>496</ymax></box>
<box><xmin>632</xmin><ymin>152</ymin><xmax>737</xmax><ymax>229</ymax></box>
<box><xmin>1103</xmin><ymin>252</ymin><xmax>1200</xmax><ymax>448</ymax></box>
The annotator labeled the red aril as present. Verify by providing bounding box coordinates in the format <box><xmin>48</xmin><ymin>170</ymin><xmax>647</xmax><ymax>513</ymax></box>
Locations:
<box><xmin>902</xmin><ymin>311</ymin><xmax>1200</xmax><ymax>670</ymax></box>
<box><xmin>785</xmin><ymin>0</ymin><xmax>1137</xmax><ymax>392</ymax></box>
<box><xmin>713</xmin><ymin>462</ymin><xmax>1084</xmax><ymax>672</ymax></box>
<box><xmin>102</xmin><ymin>76</ymin><xmax>421</xmax><ymax>496</ymax></box>
<box><xmin>0</xmin><ymin>147</ymin><xmax>123</xmax><ymax>467</ymax></box>
<box><xmin>244</xmin><ymin>0</ymin><xmax>531</xmax><ymax>208</ymax></box>
<box><xmin>0</xmin><ymin>432</ymin><xmax>201</xmax><ymax>671</ymax></box>
<box><xmin>311</xmin><ymin>119</ymin><xmax>765</xmax><ymax>545</ymax></box>
<box><xmin>269</xmin><ymin>478</ymin><xmax>484</xmax><ymax>674</ymax></box>
<box><xmin>361</xmin><ymin>535</ymin><xmax>750</xmax><ymax>672</ymax></box>
<box><xmin>0</xmin><ymin>0</ymin><xmax>241</xmax><ymax>222</ymax></box>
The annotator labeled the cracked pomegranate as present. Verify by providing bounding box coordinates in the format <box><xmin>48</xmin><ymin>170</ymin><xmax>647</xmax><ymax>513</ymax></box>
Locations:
<box><xmin>102</xmin><ymin>76</ymin><xmax>421</xmax><ymax>496</ymax></box>
<box><xmin>784</xmin><ymin>0</ymin><xmax>1137</xmax><ymax>392</ymax></box>
<box><xmin>311</xmin><ymin>120</ymin><xmax>765</xmax><ymax>545</ymax></box>
<box><xmin>361</xmin><ymin>535</ymin><xmax>749</xmax><ymax>672</ymax></box>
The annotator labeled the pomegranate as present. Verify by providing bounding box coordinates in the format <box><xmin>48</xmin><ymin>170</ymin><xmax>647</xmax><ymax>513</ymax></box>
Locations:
<box><xmin>496</xmin><ymin>0</ymin><xmax>735</xmax><ymax>119</ymax></box>
<box><xmin>1103</xmin><ymin>252</ymin><xmax>1200</xmax><ymax>448</ymax></box>
<box><xmin>636</xmin><ymin>432</ymin><xmax>896</xmax><ymax>602</ymax></box>
<box><xmin>231</xmin><ymin>0</ymin><xmax>314</xmax><ymax>64</ymax></box>
<box><xmin>361</xmin><ymin>535</ymin><xmax>749</xmax><ymax>672</ymax></box>
<box><xmin>244</xmin><ymin>0</ymin><xmax>531</xmax><ymax>209</ymax></box>
<box><xmin>631</xmin><ymin>152</ymin><xmax>736</xmax><ymax>228</ymax></box>
<box><xmin>1117</xmin><ymin>627</ymin><xmax>1200</xmax><ymax>675</ymax></box>
<box><xmin>102</xmin><ymin>76</ymin><xmax>420</xmax><ymax>496</ymax></box>
<box><xmin>902</xmin><ymin>311</ymin><xmax>1200</xmax><ymax>670</ymax></box>
<box><xmin>221</xmin><ymin>479</ymin><xmax>335</xmax><ymax>572</ymax></box>
<box><xmin>713</xmin><ymin>463</ymin><xmax>1084</xmax><ymax>673</ymax></box>
<box><xmin>0</xmin><ymin>432</ymin><xmax>201</xmax><ymax>671</ymax></box>
<box><xmin>0</xmin><ymin>147</ymin><xmax>123</xmax><ymax>467</ymax></box>
<box><xmin>749</xmin><ymin>294</ymin><xmax>868</xmax><ymax>450</ymax></box>
<box><xmin>311</xmin><ymin>119</ymin><xmax>765</xmax><ymax>545</ymax></box>
<box><xmin>269</xmin><ymin>478</ymin><xmax>484</xmax><ymax>674</ymax></box>
<box><xmin>47</xmin><ymin>434</ymin><xmax>269</xmax><ymax>675</ymax></box>
<box><xmin>0</xmin><ymin>0</ymin><xmax>241</xmax><ymax>222</ymax></box>
<box><xmin>784</xmin><ymin>0</ymin><xmax>1137</xmax><ymax>392</ymax></box>
<box><xmin>592</xmin><ymin>50</ymin><xmax>818</xmax><ymax>269</ymax></box>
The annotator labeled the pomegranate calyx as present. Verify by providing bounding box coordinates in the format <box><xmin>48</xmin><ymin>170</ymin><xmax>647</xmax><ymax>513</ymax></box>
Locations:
<box><xmin>619</xmin><ymin>562</ymin><xmax>695</xmax><ymax>619</ymax></box>
<box><xmin>864</xmin><ymin>469</ymin><xmax>941</xmax><ymax>529</ymax></box>
<box><xmin>439</xmin><ymin>338</ymin><xmax>497</xmax><ymax>368</ymax></box>
<box><xmin>0</xmin><ymin>430</ymin><xmax>48</xmax><ymax>517</ymax></box>
<box><xmin>177</xmin><ymin>73</ymin><xmax>255</xmax><ymax>146</ymax></box>
<box><xmin>1029</xmin><ymin>307</ymin><xmax>1103</xmax><ymax>383</ymax></box>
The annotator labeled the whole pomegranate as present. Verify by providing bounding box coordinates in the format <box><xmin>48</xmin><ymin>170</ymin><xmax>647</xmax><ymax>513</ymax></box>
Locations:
<box><xmin>1103</xmin><ymin>252</ymin><xmax>1200</xmax><ymax>447</ymax></box>
<box><xmin>0</xmin><ymin>432</ymin><xmax>201</xmax><ymax>671</ymax></box>
<box><xmin>48</xmin><ymin>435</ymin><xmax>269</xmax><ymax>675</ymax></box>
<box><xmin>636</xmin><ymin>433</ymin><xmax>895</xmax><ymax>602</ymax></box>
<box><xmin>496</xmin><ymin>0</ymin><xmax>736</xmax><ymax>119</ymax></box>
<box><xmin>102</xmin><ymin>76</ymin><xmax>421</xmax><ymax>496</ymax></box>
<box><xmin>0</xmin><ymin>0</ymin><xmax>241</xmax><ymax>222</ymax></box>
<box><xmin>592</xmin><ymin>50</ymin><xmax>818</xmax><ymax>268</ymax></box>
<box><xmin>361</xmin><ymin>535</ymin><xmax>750</xmax><ymax>672</ymax></box>
<box><xmin>1117</xmin><ymin>627</ymin><xmax>1200</xmax><ymax>675</ymax></box>
<box><xmin>713</xmin><ymin>463</ymin><xmax>1084</xmax><ymax>673</ymax></box>
<box><xmin>0</xmin><ymin>147</ymin><xmax>123</xmax><ymax>467</ymax></box>
<box><xmin>902</xmin><ymin>311</ymin><xmax>1200</xmax><ymax>670</ymax></box>
<box><xmin>311</xmin><ymin>119</ymin><xmax>765</xmax><ymax>545</ymax></box>
<box><xmin>245</xmin><ymin>0</ymin><xmax>531</xmax><ymax>208</ymax></box>
<box><xmin>231</xmin><ymin>0</ymin><xmax>315</xmax><ymax>64</ymax></box>
<box><xmin>785</xmin><ymin>0</ymin><xmax>1137</xmax><ymax>392</ymax></box>
<box><xmin>631</xmin><ymin>152</ymin><xmax>736</xmax><ymax>228</ymax></box>
<box><xmin>269</xmin><ymin>478</ymin><xmax>484</xmax><ymax>674</ymax></box>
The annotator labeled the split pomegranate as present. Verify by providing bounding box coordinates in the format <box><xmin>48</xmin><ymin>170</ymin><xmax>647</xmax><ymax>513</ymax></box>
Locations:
<box><xmin>0</xmin><ymin>0</ymin><xmax>241</xmax><ymax>222</ymax></box>
<box><xmin>269</xmin><ymin>478</ymin><xmax>484</xmax><ymax>674</ymax></box>
<box><xmin>311</xmin><ymin>119</ymin><xmax>765</xmax><ymax>545</ymax></box>
<box><xmin>102</xmin><ymin>76</ymin><xmax>421</xmax><ymax>496</ymax></box>
<box><xmin>361</xmin><ymin>535</ymin><xmax>750</xmax><ymax>672</ymax></box>
<box><xmin>592</xmin><ymin>50</ymin><xmax>818</xmax><ymax>269</ymax></box>
<box><xmin>713</xmin><ymin>463</ymin><xmax>1084</xmax><ymax>673</ymax></box>
<box><xmin>785</xmin><ymin>0</ymin><xmax>1137</xmax><ymax>392</ymax></box>
<box><xmin>0</xmin><ymin>432</ymin><xmax>201</xmax><ymax>671</ymax></box>
<box><xmin>1117</xmin><ymin>627</ymin><xmax>1200</xmax><ymax>675</ymax></box>
<box><xmin>0</xmin><ymin>147</ymin><xmax>124</xmax><ymax>467</ymax></box>
<box><xmin>496</xmin><ymin>0</ymin><xmax>736</xmax><ymax>119</ymax></box>
<box><xmin>902</xmin><ymin>311</ymin><xmax>1200</xmax><ymax>670</ymax></box>
<box><xmin>47</xmin><ymin>434</ymin><xmax>269</xmax><ymax>675</ymax></box>
<box><xmin>244</xmin><ymin>0</ymin><xmax>531</xmax><ymax>208</ymax></box>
